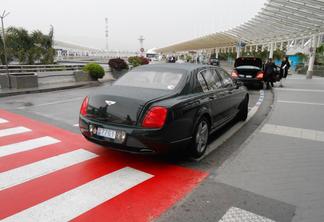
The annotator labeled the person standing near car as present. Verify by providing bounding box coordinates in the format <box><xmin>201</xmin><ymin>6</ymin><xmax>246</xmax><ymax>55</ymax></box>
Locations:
<box><xmin>279</xmin><ymin>56</ymin><xmax>290</xmax><ymax>87</ymax></box>
<box><xmin>264</xmin><ymin>58</ymin><xmax>276</xmax><ymax>89</ymax></box>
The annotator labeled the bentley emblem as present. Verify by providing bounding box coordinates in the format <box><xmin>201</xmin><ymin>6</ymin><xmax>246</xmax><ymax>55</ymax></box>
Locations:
<box><xmin>105</xmin><ymin>100</ymin><xmax>116</xmax><ymax>106</ymax></box>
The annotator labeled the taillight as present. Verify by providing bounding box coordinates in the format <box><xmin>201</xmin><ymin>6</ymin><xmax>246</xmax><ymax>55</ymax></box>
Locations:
<box><xmin>231</xmin><ymin>70</ymin><xmax>239</xmax><ymax>79</ymax></box>
<box><xmin>80</xmin><ymin>96</ymin><xmax>89</xmax><ymax>116</ymax></box>
<box><xmin>142</xmin><ymin>106</ymin><xmax>168</xmax><ymax>128</ymax></box>
<box><xmin>256</xmin><ymin>71</ymin><xmax>264</xmax><ymax>80</ymax></box>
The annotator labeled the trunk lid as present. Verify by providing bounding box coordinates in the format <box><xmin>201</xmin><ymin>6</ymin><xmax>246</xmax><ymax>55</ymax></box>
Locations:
<box><xmin>87</xmin><ymin>86</ymin><xmax>172</xmax><ymax>126</ymax></box>
<box><xmin>234</xmin><ymin>57</ymin><xmax>263</xmax><ymax>68</ymax></box>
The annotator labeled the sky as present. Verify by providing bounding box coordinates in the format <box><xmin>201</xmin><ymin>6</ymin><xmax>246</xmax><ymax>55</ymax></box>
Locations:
<box><xmin>1</xmin><ymin>0</ymin><xmax>267</xmax><ymax>51</ymax></box>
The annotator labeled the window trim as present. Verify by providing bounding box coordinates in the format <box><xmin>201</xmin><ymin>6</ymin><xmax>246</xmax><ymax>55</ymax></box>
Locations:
<box><xmin>197</xmin><ymin>68</ymin><xmax>211</xmax><ymax>92</ymax></box>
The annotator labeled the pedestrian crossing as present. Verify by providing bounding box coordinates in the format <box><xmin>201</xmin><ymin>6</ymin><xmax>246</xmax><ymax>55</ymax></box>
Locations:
<box><xmin>0</xmin><ymin>136</ymin><xmax>60</xmax><ymax>158</ymax></box>
<box><xmin>2</xmin><ymin>167</ymin><xmax>153</xmax><ymax>222</ymax></box>
<box><xmin>0</xmin><ymin>127</ymin><xmax>31</xmax><ymax>138</ymax></box>
<box><xmin>0</xmin><ymin>149</ymin><xmax>98</xmax><ymax>191</ymax></box>
<box><xmin>0</xmin><ymin>118</ymin><xmax>8</xmax><ymax>124</ymax></box>
<box><xmin>0</xmin><ymin>110</ymin><xmax>207</xmax><ymax>221</ymax></box>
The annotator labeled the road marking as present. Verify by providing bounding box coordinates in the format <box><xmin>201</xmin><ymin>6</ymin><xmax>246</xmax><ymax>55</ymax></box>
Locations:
<box><xmin>0</xmin><ymin>118</ymin><xmax>8</xmax><ymax>124</ymax></box>
<box><xmin>219</xmin><ymin>207</ymin><xmax>275</xmax><ymax>222</ymax></box>
<box><xmin>0</xmin><ymin>136</ymin><xmax>61</xmax><ymax>158</ymax></box>
<box><xmin>2</xmin><ymin>167</ymin><xmax>153</xmax><ymax>222</ymax></box>
<box><xmin>17</xmin><ymin>97</ymin><xmax>83</xmax><ymax>109</ymax></box>
<box><xmin>278</xmin><ymin>100</ymin><xmax>324</xmax><ymax>106</ymax></box>
<box><xmin>0</xmin><ymin>127</ymin><xmax>31</xmax><ymax>138</ymax></box>
<box><xmin>275</xmin><ymin>88</ymin><xmax>324</xmax><ymax>93</ymax></box>
<box><xmin>0</xmin><ymin>149</ymin><xmax>97</xmax><ymax>191</ymax></box>
<box><xmin>260</xmin><ymin>124</ymin><xmax>324</xmax><ymax>143</ymax></box>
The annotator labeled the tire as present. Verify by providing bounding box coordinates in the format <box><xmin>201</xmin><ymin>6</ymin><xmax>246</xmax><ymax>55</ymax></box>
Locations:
<box><xmin>237</xmin><ymin>95</ymin><xmax>249</xmax><ymax>121</ymax></box>
<box><xmin>190</xmin><ymin>117</ymin><xmax>209</xmax><ymax>159</ymax></box>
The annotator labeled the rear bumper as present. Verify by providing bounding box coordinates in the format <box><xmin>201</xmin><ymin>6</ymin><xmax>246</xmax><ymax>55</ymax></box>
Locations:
<box><xmin>238</xmin><ymin>78</ymin><xmax>263</xmax><ymax>86</ymax></box>
<box><xmin>79</xmin><ymin>116</ymin><xmax>191</xmax><ymax>154</ymax></box>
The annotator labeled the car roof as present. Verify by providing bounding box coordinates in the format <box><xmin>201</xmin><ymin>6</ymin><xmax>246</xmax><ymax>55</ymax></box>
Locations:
<box><xmin>132</xmin><ymin>63</ymin><xmax>213</xmax><ymax>73</ymax></box>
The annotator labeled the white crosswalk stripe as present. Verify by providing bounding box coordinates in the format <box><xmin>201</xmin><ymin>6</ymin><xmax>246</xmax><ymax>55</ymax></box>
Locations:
<box><xmin>2</xmin><ymin>167</ymin><xmax>153</xmax><ymax>222</ymax></box>
<box><xmin>0</xmin><ymin>118</ymin><xmax>8</xmax><ymax>124</ymax></box>
<box><xmin>0</xmin><ymin>136</ymin><xmax>61</xmax><ymax>158</ymax></box>
<box><xmin>260</xmin><ymin>124</ymin><xmax>324</xmax><ymax>143</ymax></box>
<box><xmin>0</xmin><ymin>127</ymin><xmax>31</xmax><ymax>138</ymax></box>
<box><xmin>277</xmin><ymin>100</ymin><xmax>324</xmax><ymax>106</ymax></box>
<box><xmin>0</xmin><ymin>149</ymin><xmax>98</xmax><ymax>191</ymax></box>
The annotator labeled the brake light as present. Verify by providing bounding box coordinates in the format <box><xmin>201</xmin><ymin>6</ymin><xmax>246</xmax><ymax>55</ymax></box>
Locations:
<box><xmin>142</xmin><ymin>106</ymin><xmax>168</xmax><ymax>128</ymax></box>
<box><xmin>231</xmin><ymin>70</ymin><xmax>239</xmax><ymax>79</ymax></box>
<box><xmin>256</xmin><ymin>71</ymin><xmax>264</xmax><ymax>80</ymax></box>
<box><xmin>80</xmin><ymin>96</ymin><xmax>89</xmax><ymax>116</ymax></box>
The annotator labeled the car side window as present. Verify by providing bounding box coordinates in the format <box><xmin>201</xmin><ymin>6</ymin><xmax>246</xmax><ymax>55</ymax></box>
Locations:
<box><xmin>217</xmin><ymin>68</ymin><xmax>234</xmax><ymax>88</ymax></box>
<box><xmin>197</xmin><ymin>71</ymin><xmax>209</xmax><ymax>93</ymax></box>
<box><xmin>211</xmin><ymin>69</ymin><xmax>223</xmax><ymax>89</ymax></box>
<box><xmin>202</xmin><ymin>69</ymin><xmax>219</xmax><ymax>90</ymax></box>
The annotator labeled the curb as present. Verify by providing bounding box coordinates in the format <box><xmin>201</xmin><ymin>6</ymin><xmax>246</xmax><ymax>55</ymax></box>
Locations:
<box><xmin>0</xmin><ymin>81</ymin><xmax>113</xmax><ymax>98</ymax></box>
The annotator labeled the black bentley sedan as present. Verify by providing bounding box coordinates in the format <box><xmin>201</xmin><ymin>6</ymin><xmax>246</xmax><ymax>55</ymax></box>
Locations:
<box><xmin>79</xmin><ymin>64</ymin><xmax>249</xmax><ymax>158</ymax></box>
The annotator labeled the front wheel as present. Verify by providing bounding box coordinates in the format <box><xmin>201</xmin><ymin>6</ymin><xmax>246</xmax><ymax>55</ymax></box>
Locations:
<box><xmin>189</xmin><ymin>118</ymin><xmax>209</xmax><ymax>159</ymax></box>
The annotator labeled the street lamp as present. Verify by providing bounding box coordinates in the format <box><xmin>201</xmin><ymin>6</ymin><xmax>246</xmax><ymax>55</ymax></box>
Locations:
<box><xmin>0</xmin><ymin>10</ymin><xmax>10</xmax><ymax>88</ymax></box>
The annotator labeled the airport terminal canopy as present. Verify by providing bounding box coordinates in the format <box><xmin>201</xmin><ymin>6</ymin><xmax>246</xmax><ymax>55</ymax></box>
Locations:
<box><xmin>156</xmin><ymin>0</ymin><xmax>324</xmax><ymax>53</ymax></box>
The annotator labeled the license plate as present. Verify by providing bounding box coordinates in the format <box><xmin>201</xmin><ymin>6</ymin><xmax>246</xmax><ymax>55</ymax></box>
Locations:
<box><xmin>96</xmin><ymin>127</ymin><xmax>116</xmax><ymax>139</ymax></box>
<box><xmin>246</xmin><ymin>75</ymin><xmax>252</xmax><ymax>78</ymax></box>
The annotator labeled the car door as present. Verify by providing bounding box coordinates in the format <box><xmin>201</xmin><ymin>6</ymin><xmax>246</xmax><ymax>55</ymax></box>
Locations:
<box><xmin>216</xmin><ymin>67</ymin><xmax>242</xmax><ymax>118</ymax></box>
<box><xmin>197</xmin><ymin>68</ymin><xmax>225</xmax><ymax>128</ymax></box>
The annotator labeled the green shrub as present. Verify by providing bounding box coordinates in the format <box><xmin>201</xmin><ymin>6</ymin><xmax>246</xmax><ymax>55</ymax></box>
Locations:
<box><xmin>108</xmin><ymin>58</ymin><xmax>129</xmax><ymax>71</ymax></box>
<box><xmin>128</xmin><ymin>56</ymin><xmax>149</xmax><ymax>67</ymax></box>
<box><xmin>83</xmin><ymin>63</ymin><xmax>105</xmax><ymax>79</ymax></box>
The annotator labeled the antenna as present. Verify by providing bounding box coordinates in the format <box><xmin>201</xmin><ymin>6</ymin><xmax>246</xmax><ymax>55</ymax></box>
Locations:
<box><xmin>105</xmin><ymin>18</ymin><xmax>108</xmax><ymax>51</ymax></box>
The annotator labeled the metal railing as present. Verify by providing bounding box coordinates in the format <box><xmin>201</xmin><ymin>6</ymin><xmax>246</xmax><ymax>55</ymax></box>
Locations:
<box><xmin>0</xmin><ymin>64</ymin><xmax>84</xmax><ymax>74</ymax></box>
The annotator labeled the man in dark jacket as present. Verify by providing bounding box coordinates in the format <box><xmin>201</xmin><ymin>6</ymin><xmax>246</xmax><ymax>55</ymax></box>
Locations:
<box><xmin>279</xmin><ymin>56</ymin><xmax>291</xmax><ymax>87</ymax></box>
<box><xmin>264</xmin><ymin>58</ymin><xmax>276</xmax><ymax>89</ymax></box>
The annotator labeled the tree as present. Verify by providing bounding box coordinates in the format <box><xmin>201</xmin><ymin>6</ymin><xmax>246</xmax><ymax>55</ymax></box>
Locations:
<box><xmin>0</xmin><ymin>26</ymin><xmax>55</xmax><ymax>65</ymax></box>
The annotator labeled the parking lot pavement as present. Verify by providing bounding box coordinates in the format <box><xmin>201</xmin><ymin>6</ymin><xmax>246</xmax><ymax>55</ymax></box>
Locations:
<box><xmin>0</xmin><ymin>109</ymin><xmax>207</xmax><ymax>221</ymax></box>
<box><xmin>208</xmin><ymin>75</ymin><xmax>324</xmax><ymax>222</ymax></box>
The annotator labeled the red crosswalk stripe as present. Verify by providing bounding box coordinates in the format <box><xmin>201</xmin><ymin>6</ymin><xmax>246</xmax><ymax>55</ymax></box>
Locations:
<box><xmin>0</xmin><ymin>109</ymin><xmax>208</xmax><ymax>221</ymax></box>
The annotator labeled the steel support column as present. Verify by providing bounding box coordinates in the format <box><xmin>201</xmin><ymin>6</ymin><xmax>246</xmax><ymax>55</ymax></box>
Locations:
<box><xmin>306</xmin><ymin>34</ymin><xmax>318</xmax><ymax>79</ymax></box>
<box><xmin>269</xmin><ymin>43</ymin><xmax>274</xmax><ymax>59</ymax></box>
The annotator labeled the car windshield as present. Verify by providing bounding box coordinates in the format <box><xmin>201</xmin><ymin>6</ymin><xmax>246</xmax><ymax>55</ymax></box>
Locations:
<box><xmin>114</xmin><ymin>70</ymin><xmax>183</xmax><ymax>90</ymax></box>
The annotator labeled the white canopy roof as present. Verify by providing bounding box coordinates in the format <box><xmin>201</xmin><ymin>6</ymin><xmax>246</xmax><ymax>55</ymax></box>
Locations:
<box><xmin>156</xmin><ymin>0</ymin><xmax>324</xmax><ymax>53</ymax></box>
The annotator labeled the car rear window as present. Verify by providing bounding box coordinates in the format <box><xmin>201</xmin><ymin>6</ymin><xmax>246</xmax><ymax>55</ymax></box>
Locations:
<box><xmin>114</xmin><ymin>70</ymin><xmax>183</xmax><ymax>90</ymax></box>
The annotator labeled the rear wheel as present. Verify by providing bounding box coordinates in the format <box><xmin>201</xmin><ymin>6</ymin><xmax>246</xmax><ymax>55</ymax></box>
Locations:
<box><xmin>190</xmin><ymin>117</ymin><xmax>209</xmax><ymax>159</ymax></box>
<box><xmin>237</xmin><ymin>95</ymin><xmax>249</xmax><ymax>121</ymax></box>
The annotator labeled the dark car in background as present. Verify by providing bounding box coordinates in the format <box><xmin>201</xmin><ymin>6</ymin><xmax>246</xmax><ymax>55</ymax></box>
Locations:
<box><xmin>79</xmin><ymin>64</ymin><xmax>249</xmax><ymax>158</ymax></box>
<box><xmin>231</xmin><ymin>57</ymin><xmax>265</xmax><ymax>89</ymax></box>
<box><xmin>209</xmin><ymin>58</ymin><xmax>220</xmax><ymax>66</ymax></box>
